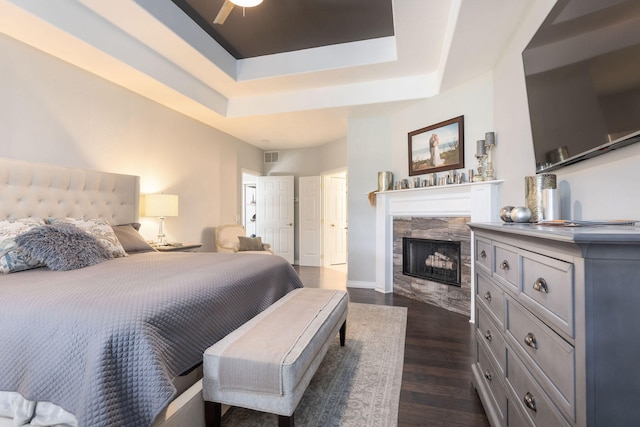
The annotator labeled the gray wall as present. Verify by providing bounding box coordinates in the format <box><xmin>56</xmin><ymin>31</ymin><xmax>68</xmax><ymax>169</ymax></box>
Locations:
<box><xmin>492</xmin><ymin>0</ymin><xmax>640</xmax><ymax>219</ymax></box>
<box><xmin>346</xmin><ymin>75</ymin><xmax>493</xmax><ymax>286</ymax></box>
<box><xmin>347</xmin><ymin>115</ymin><xmax>393</xmax><ymax>286</ymax></box>
<box><xmin>0</xmin><ymin>34</ymin><xmax>263</xmax><ymax>252</ymax></box>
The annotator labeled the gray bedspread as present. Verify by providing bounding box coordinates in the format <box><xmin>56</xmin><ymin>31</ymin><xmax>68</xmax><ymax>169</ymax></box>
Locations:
<box><xmin>0</xmin><ymin>252</ymin><xmax>303</xmax><ymax>426</ymax></box>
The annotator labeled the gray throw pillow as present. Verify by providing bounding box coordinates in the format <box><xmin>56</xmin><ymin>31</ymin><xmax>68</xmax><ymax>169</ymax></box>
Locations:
<box><xmin>15</xmin><ymin>223</ymin><xmax>112</xmax><ymax>271</ymax></box>
<box><xmin>238</xmin><ymin>236</ymin><xmax>264</xmax><ymax>251</ymax></box>
<box><xmin>113</xmin><ymin>224</ymin><xmax>156</xmax><ymax>254</ymax></box>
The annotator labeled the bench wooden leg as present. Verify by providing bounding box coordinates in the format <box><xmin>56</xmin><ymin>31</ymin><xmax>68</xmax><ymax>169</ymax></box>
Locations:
<box><xmin>340</xmin><ymin>320</ymin><xmax>346</xmax><ymax>346</ymax></box>
<box><xmin>278</xmin><ymin>413</ymin><xmax>294</xmax><ymax>427</ymax></box>
<box><xmin>204</xmin><ymin>401</ymin><xmax>222</xmax><ymax>427</ymax></box>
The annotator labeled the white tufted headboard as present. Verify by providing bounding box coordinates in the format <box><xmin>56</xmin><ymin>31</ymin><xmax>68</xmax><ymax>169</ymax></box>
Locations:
<box><xmin>0</xmin><ymin>157</ymin><xmax>139</xmax><ymax>224</ymax></box>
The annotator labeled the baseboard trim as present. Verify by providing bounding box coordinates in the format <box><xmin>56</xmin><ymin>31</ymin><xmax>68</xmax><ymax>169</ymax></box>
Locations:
<box><xmin>346</xmin><ymin>280</ymin><xmax>375</xmax><ymax>289</ymax></box>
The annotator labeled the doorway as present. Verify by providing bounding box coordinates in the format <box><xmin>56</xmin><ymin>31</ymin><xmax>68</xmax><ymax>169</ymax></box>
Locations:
<box><xmin>241</xmin><ymin>171</ymin><xmax>258</xmax><ymax>236</ymax></box>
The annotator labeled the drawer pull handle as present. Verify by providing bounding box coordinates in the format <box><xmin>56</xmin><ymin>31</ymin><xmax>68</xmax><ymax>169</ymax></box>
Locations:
<box><xmin>480</xmin><ymin>250</ymin><xmax>487</xmax><ymax>259</ymax></box>
<box><xmin>524</xmin><ymin>332</ymin><xmax>538</xmax><ymax>349</ymax></box>
<box><xmin>500</xmin><ymin>260</ymin><xmax>510</xmax><ymax>271</ymax></box>
<box><xmin>533</xmin><ymin>277</ymin><xmax>549</xmax><ymax>293</ymax></box>
<box><xmin>485</xmin><ymin>330</ymin><xmax>492</xmax><ymax>341</ymax></box>
<box><xmin>523</xmin><ymin>392</ymin><xmax>537</xmax><ymax>412</ymax></box>
<box><xmin>484</xmin><ymin>291</ymin><xmax>491</xmax><ymax>302</ymax></box>
<box><xmin>484</xmin><ymin>370</ymin><xmax>492</xmax><ymax>381</ymax></box>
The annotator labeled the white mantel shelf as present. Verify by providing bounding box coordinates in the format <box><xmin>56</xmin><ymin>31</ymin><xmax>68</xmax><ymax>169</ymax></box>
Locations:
<box><xmin>375</xmin><ymin>180</ymin><xmax>503</xmax><ymax>295</ymax></box>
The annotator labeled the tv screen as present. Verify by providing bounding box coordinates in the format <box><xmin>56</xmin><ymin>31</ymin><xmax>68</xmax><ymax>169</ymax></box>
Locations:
<box><xmin>523</xmin><ymin>0</ymin><xmax>640</xmax><ymax>173</ymax></box>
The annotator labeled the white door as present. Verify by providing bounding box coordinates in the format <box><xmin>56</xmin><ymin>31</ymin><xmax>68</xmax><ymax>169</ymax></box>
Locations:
<box><xmin>257</xmin><ymin>175</ymin><xmax>295</xmax><ymax>264</ymax></box>
<box><xmin>298</xmin><ymin>176</ymin><xmax>322</xmax><ymax>266</ymax></box>
<box><xmin>324</xmin><ymin>173</ymin><xmax>348</xmax><ymax>265</ymax></box>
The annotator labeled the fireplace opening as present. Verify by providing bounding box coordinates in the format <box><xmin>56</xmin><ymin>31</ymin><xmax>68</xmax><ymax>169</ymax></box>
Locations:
<box><xmin>402</xmin><ymin>237</ymin><xmax>461</xmax><ymax>286</ymax></box>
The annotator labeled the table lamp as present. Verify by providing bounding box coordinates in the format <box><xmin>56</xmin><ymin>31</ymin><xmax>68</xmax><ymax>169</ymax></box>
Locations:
<box><xmin>145</xmin><ymin>194</ymin><xmax>179</xmax><ymax>246</ymax></box>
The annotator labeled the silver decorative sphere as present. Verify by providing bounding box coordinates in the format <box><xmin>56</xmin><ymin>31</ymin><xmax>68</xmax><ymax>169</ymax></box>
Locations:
<box><xmin>510</xmin><ymin>206</ymin><xmax>532</xmax><ymax>223</ymax></box>
<box><xmin>499</xmin><ymin>206</ymin><xmax>514</xmax><ymax>222</ymax></box>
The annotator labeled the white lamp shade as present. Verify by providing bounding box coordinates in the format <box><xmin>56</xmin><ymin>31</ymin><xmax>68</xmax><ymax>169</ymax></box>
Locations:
<box><xmin>230</xmin><ymin>0</ymin><xmax>263</xmax><ymax>7</ymax></box>
<box><xmin>145</xmin><ymin>194</ymin><xmax>179</xmax><ymax>217</ymax></box>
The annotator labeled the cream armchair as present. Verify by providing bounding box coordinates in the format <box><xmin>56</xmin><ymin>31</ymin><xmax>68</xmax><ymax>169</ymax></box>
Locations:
<box><xmin>214</xmin><ymin>224</ymin><xmax>272</xmax><ymax>254</ymax></box>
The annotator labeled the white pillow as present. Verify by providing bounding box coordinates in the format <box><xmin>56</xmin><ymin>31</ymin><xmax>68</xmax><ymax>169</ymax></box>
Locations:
<box><xmin>0</xmin><ymin>217</ymin><xmax>46</xmax><ymax>274</ymax></box>
<box><xmin>48</xmin><ymin>218</ymin><xmax>128</xmax><ymax>258</ymax></box>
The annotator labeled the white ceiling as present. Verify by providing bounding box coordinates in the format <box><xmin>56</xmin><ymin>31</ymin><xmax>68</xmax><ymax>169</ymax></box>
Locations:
<box><xmin>0</xmin><ymin>0</ymin><xmax>532</xmax><ymax>149</ymax></box>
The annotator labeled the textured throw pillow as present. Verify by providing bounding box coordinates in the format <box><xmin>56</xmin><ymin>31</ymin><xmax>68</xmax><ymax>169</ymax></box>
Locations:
<box><xmin>112</xmin><ymin>224</ymin><xmax>156</xmax><ymax>254</ymax></box>
<box><xmin>15</xmin><ymin>223</ymin><xmax>112</xmax><ymax>271</ymax></box>
<box><xmin>238</xmin><ymin>236</ymin><xmax>264</xmax><ymax>251</ymax></box>
<box><xmin>0</xmin><ymin>217</ymin><xmax>46</xmax><ymax>274</ymax></box>
<box><xmin>48</xmin><ymin>218</ymin><xmax>128</xmax><ymax>258</ymax></box>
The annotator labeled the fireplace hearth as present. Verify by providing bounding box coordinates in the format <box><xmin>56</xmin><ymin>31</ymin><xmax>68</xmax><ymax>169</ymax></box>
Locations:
<box><xmin>393</xmin><ymin>216</ymin><xmax>472</xmax><ymax>315</ymax></box>
<box><xmin>402</xmin><ymin>237</ymin><xmax>461</xmax><ymax>286</ymax></box>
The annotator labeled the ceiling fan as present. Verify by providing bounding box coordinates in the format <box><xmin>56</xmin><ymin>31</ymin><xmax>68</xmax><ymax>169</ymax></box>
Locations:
<box><xmin>214</xmin><ymin>0</ymin><xmax>263</xmax><ymax>25</ymax></box>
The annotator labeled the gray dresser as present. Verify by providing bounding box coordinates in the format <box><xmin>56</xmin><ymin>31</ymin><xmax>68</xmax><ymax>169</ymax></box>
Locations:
<box><xmin>468</xmin><ymin>223</ymin><xmax>640</xmax><ymax>426</ymax></box>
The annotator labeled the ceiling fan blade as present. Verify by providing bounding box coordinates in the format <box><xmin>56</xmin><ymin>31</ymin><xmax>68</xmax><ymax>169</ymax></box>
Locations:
<box><xmin>213</xmin><ymin>0</ymin><xmax>235</xmax><ymax>25</ymax></box>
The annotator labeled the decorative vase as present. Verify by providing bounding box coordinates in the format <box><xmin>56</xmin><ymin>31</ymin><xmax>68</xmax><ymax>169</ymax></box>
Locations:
<box><xmin>499</xmin><ymin>206</ymin><xmax>514</xmax><ymax>222</ymax></box>
<box><xmin>378</xmin><ymin>171</ymin><xmax>393</xmax><ymax>191</ymax></box>
<box><xmin>525</xmin><ymin>174</ymin><xmax>556</xmax><ymax>222</ymax></box>
<box><xmin>510</xmin><ymin>206</ymin><xmax>532</xmax><ymax>223</ymax></box>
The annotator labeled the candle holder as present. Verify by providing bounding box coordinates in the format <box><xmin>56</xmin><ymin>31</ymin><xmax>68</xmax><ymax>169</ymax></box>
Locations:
<box><xmin>485</xmin><ymin>142</ymin><xmax>496</xmax><ymax>180</ymax></box>
<box><xmin>484</xmin><ymin>131</ymin><xmax>496</xmax><ymax>181</ymax></box>
<box><xmin>473</xmin><ymin>154</ymin><xmax>487</xmax><ymax>182</ymax></box>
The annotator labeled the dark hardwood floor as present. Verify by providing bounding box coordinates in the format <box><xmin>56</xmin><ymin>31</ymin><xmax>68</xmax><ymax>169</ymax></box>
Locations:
<box><xmin>294</xmin><ymin>265</ymin><xmax>489</xmax><ymax>427</ymax></box>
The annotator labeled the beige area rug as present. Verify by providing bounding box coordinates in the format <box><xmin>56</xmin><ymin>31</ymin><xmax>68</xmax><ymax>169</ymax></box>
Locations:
<box><xmin>220</xmin><ymin>302</ymin><xmax>408</xmax><ymax>426</ymax></box>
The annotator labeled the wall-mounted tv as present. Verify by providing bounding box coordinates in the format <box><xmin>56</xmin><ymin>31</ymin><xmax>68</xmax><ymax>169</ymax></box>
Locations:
<box><xmin>523</xmin><ymin>0</ymin><xmax>640</xmax><ymax>173</ymax></box>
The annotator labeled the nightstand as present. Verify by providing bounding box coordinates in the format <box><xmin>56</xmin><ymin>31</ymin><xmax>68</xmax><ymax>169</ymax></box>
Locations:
<box><xmin>153</xmin><ymin>243</ymin><xmax>203</xmax><ymax>253</ymax></box>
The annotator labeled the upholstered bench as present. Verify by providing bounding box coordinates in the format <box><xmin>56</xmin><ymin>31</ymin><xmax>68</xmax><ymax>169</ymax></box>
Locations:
<box><xmin>202</xmin><ymin>288</ymin><xmax>348</xmax><ymax>427</ymax></box>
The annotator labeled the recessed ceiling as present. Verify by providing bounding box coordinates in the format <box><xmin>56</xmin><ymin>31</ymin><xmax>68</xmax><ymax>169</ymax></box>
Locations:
<box><xmin>171</xmin><ymin>0</ymin><xmax>395</xmax><ymax>59</ymax></box>
<box><xmin>0</xmin><ymin>0</ymin><xmax>533</xmax><ymax>149</ymax></box>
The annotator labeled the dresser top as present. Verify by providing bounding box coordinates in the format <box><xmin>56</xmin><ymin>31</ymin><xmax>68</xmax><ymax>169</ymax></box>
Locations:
<box><xmin>468</xmin><ymin>222</ymin><xmax>640</xmax><ymax>245</ymax></box>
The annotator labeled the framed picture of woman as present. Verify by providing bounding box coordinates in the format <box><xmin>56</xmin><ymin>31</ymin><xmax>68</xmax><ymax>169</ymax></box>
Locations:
<box><xmin>408</xmin><ymin>115</ymin><xmax>464</xmax><ymax>176</ymax></box>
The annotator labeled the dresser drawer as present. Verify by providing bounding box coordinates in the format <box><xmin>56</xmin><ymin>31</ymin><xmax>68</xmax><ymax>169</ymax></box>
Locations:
<box><xmin>476</xmin><ymin>339</ymin><xmax>507</xmax><ymax>425</ymax></box>
<box><xmin>476</xmin><ymin>272</ymin><xmax>505</xmax><ymax>326</ymax></box>
<box><xmin>508</xmin><ymin>400</ymin><xmax>532</xmax><ymax>427</ymax></box>
<box><xmin>506</xmin><ymin>297</ymin><xmax>575</xmax><ymax>417</ymax></box>
<box><xmin>476</xmin><ymin>305</ymin><xmax>506</xmax><ymax>373</ymax></box>
<box><xmin>493</xmin><ymin>242</ymin><xmax>520</xmax><ymax>293</ymax></box>
<box><xmin>506</xmin><ymin>348</ymin><xmax>571</xmax><ymax>427</ymax></box>
<box><xmin>475</xmin><ymin>237</ymin><xmax>492</xmax><ymax>275</ymax></box>
<box><xmin>521</xmin><ymin>249</ymin><xmax>574</xmax><ymax>338</ymax></box>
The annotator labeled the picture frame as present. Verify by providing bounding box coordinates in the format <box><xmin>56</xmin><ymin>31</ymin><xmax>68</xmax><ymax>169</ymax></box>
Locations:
<box><xmin>408</xmin><ymin>115</ymin><xmax>464</xmax><ymax>176</ymax></box>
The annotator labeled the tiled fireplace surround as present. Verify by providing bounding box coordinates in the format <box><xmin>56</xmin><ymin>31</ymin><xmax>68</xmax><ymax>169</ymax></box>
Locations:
<box><xmin>375</xmin><ymin>181</ymin><xmax>502</xmax><ymax>320</ymax></box>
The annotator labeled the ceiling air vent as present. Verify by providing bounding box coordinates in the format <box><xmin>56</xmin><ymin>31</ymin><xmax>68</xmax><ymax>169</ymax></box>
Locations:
<box><xmin>264</xmin><ymin>151</ymin><xmax>279</xmax><ymax>164</ymax></box>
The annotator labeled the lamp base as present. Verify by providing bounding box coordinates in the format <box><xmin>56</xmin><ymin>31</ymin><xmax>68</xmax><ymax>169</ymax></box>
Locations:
<box><xmin>157</xmin><ymin>216</ymin><xmax>167</xmax><ymax>246</ymax></box>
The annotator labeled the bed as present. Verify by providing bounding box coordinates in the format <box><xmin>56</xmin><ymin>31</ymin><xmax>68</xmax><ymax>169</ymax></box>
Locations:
<box><xmin>0</xmin><ymin>158</ymin><xmax>303</xmax><ymax>427</ymax></box>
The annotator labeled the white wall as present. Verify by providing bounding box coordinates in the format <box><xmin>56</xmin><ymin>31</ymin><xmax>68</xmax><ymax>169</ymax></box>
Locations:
<box><xmin>263</xmin><ymin>137</ymin><xmax>347</xmax><ymax>177</ymax></box>
<box><xmin>348</xmin><ymin>1</ymin><xmax>640</xmax><ymax>286</ymax></box>
<box><xmin>346</xmin><ymin>74</ymin><xmax>494</xmax><ymax>285</ymax></box>
<box><xmin>0</xmin><ymin>34</ymin><xmax>264</xmax><ymax>252</ymax></box>
<box><xmin>318</xmin><ymin>137</ymin><xmax>348</xmax><ymax>173</ymax></box>
<box><xmin>493</xmin><ymin>0</ymin><xmax>640</xmax><ymax>219</ymax></box>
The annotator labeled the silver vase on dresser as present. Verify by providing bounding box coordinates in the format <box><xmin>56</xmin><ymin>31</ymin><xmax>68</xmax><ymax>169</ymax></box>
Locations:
<box><xmin>524</xmin><ymin>174</ymin><xmax>556</xmax><ymax>223</ymax></box>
